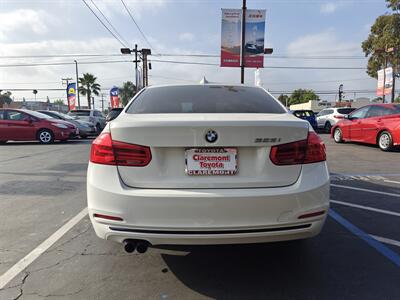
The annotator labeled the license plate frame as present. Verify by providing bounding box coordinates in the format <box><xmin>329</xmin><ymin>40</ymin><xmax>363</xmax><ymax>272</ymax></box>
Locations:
<box><xmin>185</xmin><ymin>148</ymin><xmax>238</xmax><ymax>176</ymax></box>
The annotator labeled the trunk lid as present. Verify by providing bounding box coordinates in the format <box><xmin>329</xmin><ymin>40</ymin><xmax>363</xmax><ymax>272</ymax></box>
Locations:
<box><xmin>110</xmin><ymin>113</ymin><xmax>309</xmax><ymax>189</ymax></box>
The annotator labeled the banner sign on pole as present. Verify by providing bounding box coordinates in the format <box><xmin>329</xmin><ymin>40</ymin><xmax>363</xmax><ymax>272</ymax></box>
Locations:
<box><xmin>377</xmin><ymin>67</ymin><xmax>393</xmax><ymax>98</ymax></box>
<box><xmin>384</xmin><ymin>67</ymin><xmax>393</xmax><ymax>97</ymax></box>
<box><xmin>67</xmin><ymin>83</ymin><xmax>76</xmax><ymax>111</ymax></box>
<box><xmin>110</xmin><ymin>87</ymin><xmax>119</xmax><ymax>108</ymax></box>
<box><xmin>244</xmin><ymin>9</ymin><xmax>266</xmax><ymax>68</ymax></box>
<box><xmin>221</xmin><ymin>9</ymin><xmax>242</xmax><ymax>67</ymax></box>
<box><xmin>377</xmin><ymin>69</ymin><xmax>384</xmax><ymax>96</ymax></box>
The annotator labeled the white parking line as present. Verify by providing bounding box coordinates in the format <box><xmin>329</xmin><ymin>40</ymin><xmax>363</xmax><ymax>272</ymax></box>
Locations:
<box><xmin>370</xmin><ymin>235</ymin><xmax>400</xmax><ymax>248</ymax></box>
<box><xmin>330</xmin><ymin>200</ymin><xmax>400</xmax><ymax>217</ymax></box>
<box><xmin>331</xmin><ymin>184</ymin><xmax>400</xmax><ymax>198</ymax></box>
<box><xmin>0</xmin><ymin>208</ymin><xmax>88</xmax><ymax>290</ymax></box>
<box><xmin>384</xmin><ymin>180</ymin><xmax>400</xmax><ymax>185</ymax></box>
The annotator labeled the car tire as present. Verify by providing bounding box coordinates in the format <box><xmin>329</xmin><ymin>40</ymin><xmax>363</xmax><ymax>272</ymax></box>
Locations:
<box><xmin>378</xmin><ymin>131</ymin><xmax>393</xmax><ymax>152</ymax></box>
<box><xmin>333</xmin><ymin>128</ymin><xmax>343</xmax><ymax>143</ymax></box>
<box><xmin>37</xmin><ymin>129</ymin><xmax>54</xmax><ymax>144</ymax></box>
<box><xmin>324</xmin><ymin>122</ymin><xmax>332</xmax><ymax>134</ymax></box>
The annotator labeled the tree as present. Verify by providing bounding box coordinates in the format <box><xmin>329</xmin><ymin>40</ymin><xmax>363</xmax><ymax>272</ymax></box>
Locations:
<box><xmin>53</xmin><ymin>99</ymin><xmax>65</xmax><ymax>105</ymax></box>
<box><xmin>119</xmin><ymin>81</ymin><xmax>136</xmax><ymax>106</ymax></box>
<box><xmin>78</xmin><ymin>73</ymin><xmax>101</xmax><ymax>109</ymax></box>
<box><xmin>277</xmin><ymin>94</ymin><xmax>289</xmax><ymax>107</ymax></box>
<box><xmin>0</xmin><ymin>91</ymin><xmax>12</xmax><ymax>107</ymax></box>
<box><xmin>289</xmin><ymin>89</ymin><xmax>319</xmax><ymax>105</ymax></box>
<box><xmin>361</xmin><ymin>1</ymin><xmax>400</xmax><ymax>79</ymax></box>
<box><xmin>387</xmin><ymin>0</ymin><xmax>400</xmax><ymax>11</ymax></box>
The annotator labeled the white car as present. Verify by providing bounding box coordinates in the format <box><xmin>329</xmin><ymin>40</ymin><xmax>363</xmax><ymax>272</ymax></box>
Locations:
<box><xmin>316</xmin><ymin>107</ymin><xmax>356</xmax><ymax>133</ymax></box>
<box><xmin>87</xmin><ymin>84</ymin><xmax>330</xmax><ymax>254</ymax></box>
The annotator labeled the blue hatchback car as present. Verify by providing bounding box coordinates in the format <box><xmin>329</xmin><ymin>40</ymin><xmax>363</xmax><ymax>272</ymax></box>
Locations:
<box><xmin>290</xmin><ymin>110</ymin><xmax>318</xmax><ymax>130</ymax></box>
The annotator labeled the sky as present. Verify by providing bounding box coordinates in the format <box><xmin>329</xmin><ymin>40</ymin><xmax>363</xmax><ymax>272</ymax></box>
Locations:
<box><xmin>0</xmin><ymin>0</ymin><xmax>394</xmax><ymax>108</ymax></box>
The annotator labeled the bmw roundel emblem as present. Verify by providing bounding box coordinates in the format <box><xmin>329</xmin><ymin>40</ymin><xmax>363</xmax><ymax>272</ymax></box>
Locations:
<box><xmin>205</xmin><ymin>130</ymin><xmax>218</xmax><ymax>143</ymax></box>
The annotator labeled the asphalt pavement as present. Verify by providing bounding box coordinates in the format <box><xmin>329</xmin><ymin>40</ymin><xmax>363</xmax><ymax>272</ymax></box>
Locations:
<box><xmin>0</xmin><ymin>135</ymin><xmax>399</xmax><ymax>300</ymax></box>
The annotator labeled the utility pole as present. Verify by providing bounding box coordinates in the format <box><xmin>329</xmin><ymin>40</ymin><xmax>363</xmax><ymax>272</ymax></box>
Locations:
<box><xmin>100</xmin><ymin>93</ymin><xmax>105</xmax><ymax>112</ymax></box>
<box><xmin>121</xmin><ymin>46</ymin><xmax>143</xmax><ymax>90</ymax></box>
<box><xmin>135</xmin><ymin>44</ymin><xmax>138</xmax><ymax>89</ymax></box>
<box><xmin>240</xmin><ymin>0</ymin><xmax>246</xmax><ymax>84</ymax></box>
<box><xmin>141</xmin><ymin>48</ymin><xmax>151</xmax><ymax>87</ymax></box>
<box><xmin>74</xmin><ymin>60</ymin><xmax>81</xmax><ymax>109</ymax></box>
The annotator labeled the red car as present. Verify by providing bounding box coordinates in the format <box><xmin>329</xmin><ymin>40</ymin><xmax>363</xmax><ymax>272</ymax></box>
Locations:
<box><xmin>0</xmin><ymin>109</ymin><xmax>79</xmax><ymax>144</ymax></box>
<box><xmin>332</xmin><ymin>104</ymin><xmax>400</xmax><ymax>151</ymax></box>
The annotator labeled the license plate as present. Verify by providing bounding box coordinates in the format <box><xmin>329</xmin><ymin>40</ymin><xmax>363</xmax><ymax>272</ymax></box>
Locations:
<box><xmin>185</xmin><ymin>148</ymin><xmax>237</xmax><ymax>176</ymax></box>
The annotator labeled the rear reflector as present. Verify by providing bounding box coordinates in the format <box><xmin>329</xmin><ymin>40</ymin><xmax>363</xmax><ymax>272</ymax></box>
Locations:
<box><xmin>270</xmin><ymin>132</ymin><xmax>326</xmax><ymax>165</ymax></box>
<box><xmin>333</xmin><ymin>115</ymin><xmax>344</xmax><ymax>119</ymax></box>
<box><xmin>93</xmin><ymin>213</ymin><xmax>123</xmax><ymax>221</ymax></box>
<box><xmin>298</xmin><ymin>210</ymin><xmax>326</xmax><ymax>219</ymax></box>
<box><xmin>90</xmin><ymin>132</ymin><xmax>152</xmax><ymax>166</ymax></box>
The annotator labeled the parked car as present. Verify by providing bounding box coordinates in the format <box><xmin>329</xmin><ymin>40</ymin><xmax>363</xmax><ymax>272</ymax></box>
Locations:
<box><xmin>332</xmin><ymin>104</ymin><xmax>400</xmax><ymax>151</ymax></box>
<box><xmin>38</xmin><ymin>110</ymin><xmax>97</xmax><ymax>138</ymax></box>
<box><xmin>106</xmin><ymin>108</ymin><xmax>123</xmax><ymax>123</ymax></box>
<box><xmin>87</xmin><ymin>84</ymin><xmax>329</xmax><ymax>254</ymax></box>
<box><xmin>316</xmin><ymin>107</ymin><xmax>356</xmax><ymax>133</ymax></box>
<box><xmin>0</xmin><ymin>109</ymin><xmax>78</xmax><ymax>144</ymax></box>
<box><xmin>68</xmin><ymin>109</ymin><xmax>106</xmax><ymax>133</ymax></box>
<box><xmin>290</xmin><ymin>110</ymin><xmax>317</xmax><ymax>130</ymax></box>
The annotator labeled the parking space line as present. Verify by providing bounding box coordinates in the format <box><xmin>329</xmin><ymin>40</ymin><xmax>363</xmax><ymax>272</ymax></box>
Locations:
<box><xmin>384</xmin><ymin>180</ymin><xmax>400</xmax><ymax>185</ymax></box>
<box><xmin>331</xmin><ymin>184</ymin><xmax>400</xmax><ymax>198</ymax></box>
<box><xmin>370</xmin><ymin>235</ymin><xmax>400</xmax><ymax>248</ymax></box>
<box><xmin>330</xmin><ymin>200</ymin><xmax>400</xmax><ymax>217</ymax></box>
<box><xmin>0</xmin><ymin>208</ymin><xmax>88</xmax><ymax>290</ymax></box>
<box><xmin>329</xmin><ymin>209</ymin><xmax>400</xmax><ymax>268</ymax></box>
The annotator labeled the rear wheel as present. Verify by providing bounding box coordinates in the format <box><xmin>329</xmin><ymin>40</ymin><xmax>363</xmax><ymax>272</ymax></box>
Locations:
<box><xmin>37</xmin><ymin>129</ymin><xmax>54</xmax><ymax>144</ymax></box>
<box><xmin>324</xmin><ymin>122</ymin><xmax>332</xmax><ymax>134</ymax></box>
<box><xmin>333</xmin><ymin>128</ymin><xmax>343</xmax><ymax>143</ymax></box>
<box><xmin>378</xmin><ymin>131</ymin><xmax>393</xmax><ymax>151</ymax></box>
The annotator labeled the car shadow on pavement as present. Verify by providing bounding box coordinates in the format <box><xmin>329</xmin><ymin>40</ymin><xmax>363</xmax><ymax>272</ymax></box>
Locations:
<box><xmin>159</xmin><ymin>217</ymin><xmax>400</xmax><ymax>299</ymax></box>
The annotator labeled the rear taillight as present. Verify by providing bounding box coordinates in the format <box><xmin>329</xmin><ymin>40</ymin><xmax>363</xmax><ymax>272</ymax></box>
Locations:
<box><xmin>90</xmin><ymin>132</ymin><xmax>151</xmax><ymax>166</ymax></box>
<box><xmin>270</xmin><ymin>132</ymin><xmax>326</xmax><ymax>165</ymax></box>
<box><xmin>333</xmin><ymin>115</ymin><xmax>344</xmax><ymax>119</ymax></box>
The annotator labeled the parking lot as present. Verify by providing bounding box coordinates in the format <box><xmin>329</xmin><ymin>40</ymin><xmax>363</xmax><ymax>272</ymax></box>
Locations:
<box><xmin>0</xmin><ymin>134</ymin><xmax>399</xmax><ymax>300</ymax></box>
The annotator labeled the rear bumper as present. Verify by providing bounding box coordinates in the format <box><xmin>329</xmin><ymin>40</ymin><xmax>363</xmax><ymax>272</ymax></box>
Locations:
<box><xmin>87</xmin><ymin>162</ymin><xmax>330</xmax><ymax>246</ymax></box>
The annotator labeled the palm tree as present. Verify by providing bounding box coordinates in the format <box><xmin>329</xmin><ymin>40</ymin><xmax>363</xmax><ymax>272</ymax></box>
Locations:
<box><xmin>78</xmin><ymin>73</ymin><xmax>101</xmax><ymax>109</ymax></box>
<box><xmin>119</xmin><ymin>81</ymin><xmax>136</xmax><ymax>106</ymax></box>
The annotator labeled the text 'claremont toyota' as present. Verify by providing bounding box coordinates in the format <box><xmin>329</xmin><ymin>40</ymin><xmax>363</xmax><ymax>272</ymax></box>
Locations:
<box><xmin>87</xmin><ymin>84</ymin><xmax>330</xmax><ymax>254</ymax></box>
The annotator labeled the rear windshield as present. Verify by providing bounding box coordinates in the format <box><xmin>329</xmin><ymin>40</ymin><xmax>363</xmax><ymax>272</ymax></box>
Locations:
<box><xmin>126</xmin><ymin>85</ymin><xmax>285</xmax><ymax>114</ymax></box>
<box><xmin>337</xmin><ymin>108</ymin><xmax>356</xmax><ymax>114</ymax></box>
<box><xmin>69</xmin><ymin>110</ymin><xmax>90</xmax><ymax>116</ymax></box>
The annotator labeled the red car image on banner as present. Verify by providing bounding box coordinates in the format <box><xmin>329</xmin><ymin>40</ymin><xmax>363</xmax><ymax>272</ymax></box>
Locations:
<box><xmin>67</xmin><ymin>83</ymin><xmax>77</xmax><ymax>111</ymax></box>
<box><xmin>220</xmin><ymin>9</ymin><xmax>241</xmax><ymax>67</ymax></box>
<box><xmin>110</xmin><ymin>87</ymin><xmax>119</xmax><ymax>108</ymax></box>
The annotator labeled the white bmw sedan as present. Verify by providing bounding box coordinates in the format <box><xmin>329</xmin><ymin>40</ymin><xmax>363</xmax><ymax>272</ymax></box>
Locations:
<box><xmin>87</xmin><ymin>84</ymin><xmax>329</xmax><ymax>253</ymax></box>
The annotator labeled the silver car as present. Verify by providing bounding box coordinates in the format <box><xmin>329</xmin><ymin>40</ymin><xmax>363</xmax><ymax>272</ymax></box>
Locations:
<box><xmin>316</xmin><ymin>107</ymin><xmax>356</xmax><ymax>133</ymax></box>
<box><xmin>68</xmin><ymin>109</ymin><xmax>106</xmax><ymax>133</ymax></box>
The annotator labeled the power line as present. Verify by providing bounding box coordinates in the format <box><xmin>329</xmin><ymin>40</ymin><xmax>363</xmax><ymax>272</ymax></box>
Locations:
<box><xmin>89</xmin><ymin>0</ymin><xmax>130</xmax><ymax>47</ymax></box>
<box><xmin>120</xmin><ymin>0</ymin><xmax>156</xmax><ymax>52</ymax></box>
<box><xmin>81</xmin><ymin>0</ymin><xmax>128</xmax><ymax>47</ymax></box>
<box><xmin>0</xmin><ymin>53</ymin><xmax>367</xmax><ymax>60</ymax></box>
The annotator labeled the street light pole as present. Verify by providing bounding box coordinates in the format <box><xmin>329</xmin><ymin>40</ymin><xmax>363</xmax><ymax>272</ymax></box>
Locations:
<box><xmin>240</xmin><ymin>0</ymin><xmax>247</xmax><ymax>84</ymax></box>
<box><xmin>74</xmin><ymin>60</ymin><xmax>81</xmax><ymax>109</ymax></box>
<box><xmin>135</xmin><ymin>44</ymin><xmax>138</xmax><ymax>90</ymax></box>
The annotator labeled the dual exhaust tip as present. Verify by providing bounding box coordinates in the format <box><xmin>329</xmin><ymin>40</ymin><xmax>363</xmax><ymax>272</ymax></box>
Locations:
<box><xmin>123</xmin><ymin>239</ymin><xmax>151</xmax><ymax>254</ymax></box>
